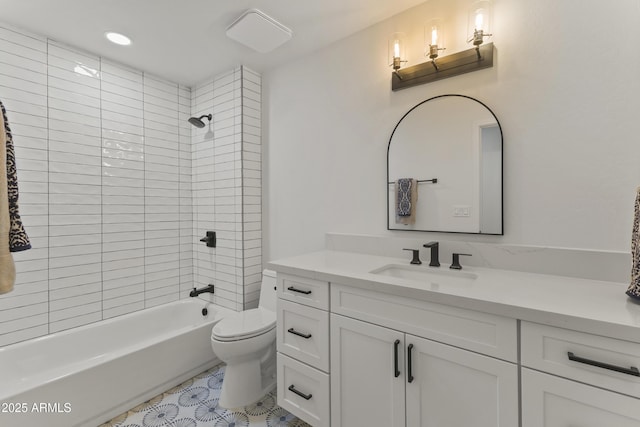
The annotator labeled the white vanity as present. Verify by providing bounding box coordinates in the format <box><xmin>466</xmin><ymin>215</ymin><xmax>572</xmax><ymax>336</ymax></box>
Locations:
<box><xmin>269</xmin><ymin>250</ymin><xmax>640</xmax><ymax>426</ymax></box>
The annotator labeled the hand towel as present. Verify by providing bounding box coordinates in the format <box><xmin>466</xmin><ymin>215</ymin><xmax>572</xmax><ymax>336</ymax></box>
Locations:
<box><xmin>395</xmin><ymin>178</ymin><xmax>417</xmax><ymax>225</ymax></box>
<box><xmin>1</xmin><ymin>101</ymin><xmax>30</xmax><ymax>252</ymax></box>
<box><xmin>0</xmin><ymin>105</ymin><xmax>16</xmax><ymax>294</ymax></box>
<box><xmin>626</xmin><ymin>187</ymin><xmax>640</xmax><ymax>301</ymax></box>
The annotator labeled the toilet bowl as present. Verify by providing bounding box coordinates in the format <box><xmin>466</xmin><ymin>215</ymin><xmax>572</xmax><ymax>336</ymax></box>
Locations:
<box><xmin>211</xmin><ymin>269</ymin><xmax>277</xmax><ymax>408</ymax></box>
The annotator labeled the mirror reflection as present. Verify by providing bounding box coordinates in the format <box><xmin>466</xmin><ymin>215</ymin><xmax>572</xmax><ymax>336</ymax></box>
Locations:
<box><xmin>387</xmin><ymin>94</ymin><xmax>503</xmax><ymax>234</ymax></box>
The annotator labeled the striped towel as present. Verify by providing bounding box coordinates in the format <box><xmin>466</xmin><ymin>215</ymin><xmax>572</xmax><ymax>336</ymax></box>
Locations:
<box><xmin>626</xmin><ymin>187</ymin><xmax>640</xmax><ymax>301</ymax></box>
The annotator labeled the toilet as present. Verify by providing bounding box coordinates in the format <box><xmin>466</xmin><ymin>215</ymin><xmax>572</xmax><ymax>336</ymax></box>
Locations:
<box><xmin>211</xmin><ymin>269</ymin><xmax>277</xmax><ymax>408</ymax></box>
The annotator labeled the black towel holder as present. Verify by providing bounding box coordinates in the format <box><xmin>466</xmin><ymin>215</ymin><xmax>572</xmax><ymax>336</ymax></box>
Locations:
<box><xmin>388</xmin><ymin>178</ymin><xmax>438</xmax><ymax>184</ymax></box>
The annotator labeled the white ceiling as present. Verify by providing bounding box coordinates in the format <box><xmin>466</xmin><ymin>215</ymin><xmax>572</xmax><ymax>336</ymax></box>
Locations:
<box><xmin>0</xmin><ymin>0</ymin><xmax>426</xmax><ymax>87</ymax></box>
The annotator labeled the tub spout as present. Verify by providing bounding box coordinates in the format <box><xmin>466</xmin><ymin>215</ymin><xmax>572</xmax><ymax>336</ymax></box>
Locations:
<box><xmin>190</xmin><ymin>284</ymin><xmax>215</xmax><ymax>297</ymax></box>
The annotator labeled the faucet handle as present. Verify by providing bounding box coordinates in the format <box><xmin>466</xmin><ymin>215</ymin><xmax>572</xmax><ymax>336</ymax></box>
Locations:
<box><xmin>450</xmin><ymin>253</ymin><xmax>472</xmax><ymax>270</ymax></box>
<box><xmin>403</xmin><ymin>248</ymin><xmax>422</xmax><ymax>265</ymax></box>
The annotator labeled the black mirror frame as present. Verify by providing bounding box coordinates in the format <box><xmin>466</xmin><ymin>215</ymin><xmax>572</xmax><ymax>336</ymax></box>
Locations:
<box><xmin>386</xmin><ymin>94</ymin><xmax>504</xmax><ymax>235</ymax></box>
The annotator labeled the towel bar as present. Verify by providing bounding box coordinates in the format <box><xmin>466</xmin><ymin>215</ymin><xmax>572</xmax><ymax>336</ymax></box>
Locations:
<box><xmin>387</xmin><ymin>178</ymin><xmax>437</xmax><ymax>184</ymax></box>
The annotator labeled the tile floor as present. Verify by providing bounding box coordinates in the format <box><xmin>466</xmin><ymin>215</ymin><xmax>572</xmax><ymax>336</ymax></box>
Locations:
<box><xmin>99</xmin><ymin>363</ymin><xmax>310</xmax><ymax>427</ymax></box>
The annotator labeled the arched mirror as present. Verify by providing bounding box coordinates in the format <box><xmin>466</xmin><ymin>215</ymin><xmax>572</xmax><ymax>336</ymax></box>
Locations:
<box><xmin>387</xmin><ymin>94</ymin><xmax>503</xmax><ymax>234</ymax></box>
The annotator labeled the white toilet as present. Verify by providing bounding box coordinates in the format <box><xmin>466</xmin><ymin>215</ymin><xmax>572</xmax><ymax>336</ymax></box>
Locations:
<box><xmin>211</xmin><ymin>269</ymin><xmax>277</xmax><ymax>408</ymax></box>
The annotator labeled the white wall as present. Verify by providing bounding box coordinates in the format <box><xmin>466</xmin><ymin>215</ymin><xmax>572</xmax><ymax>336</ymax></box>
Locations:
<box><xmin>264</xmin><ymin>0</ymin><xmax>640</xmax><ymax>261</ymax></box>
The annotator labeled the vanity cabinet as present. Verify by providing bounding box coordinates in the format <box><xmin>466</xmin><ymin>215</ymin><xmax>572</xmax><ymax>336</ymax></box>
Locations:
<box><xmin>330</xmin><ymin>283</ymin><xmax>518</xmax><ymax>427</ymax></box>
<box><xmin>271</xmin><ymin>250</ymin><xmax>640</xmax><ymax>426</ymax></box>
<box><xmin>275</xmin><ymin>269</ymin><xmax>640</xmax><ymax>426</ymax></box>
<box><xmin>331</xmin><ymin>313</ymin><xmax>518</xmax><ymax>427</ymax></box>
<box><xmin>521</xmin><ymin>321</ymin><xmax>640</xmax><ymax>426</ymax></box>
<box><xmin>276</xmin><ymin>272</ymin><xmax>519</xmax><ymax>427</ymax></box>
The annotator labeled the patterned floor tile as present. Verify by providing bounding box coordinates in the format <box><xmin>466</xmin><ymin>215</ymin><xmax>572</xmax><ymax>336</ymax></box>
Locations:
<box><xmin>99</xmin><ymin>363</ymin><xmax>311</xmax><ymax>427</ymax></box>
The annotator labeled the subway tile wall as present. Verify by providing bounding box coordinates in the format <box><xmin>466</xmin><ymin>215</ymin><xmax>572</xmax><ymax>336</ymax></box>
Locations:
<box><xmin>191</xmin><ymin>66</ymin><xmax>262</xmax><ymax>312</ymax></box>
<box><xmin>0</xmin><ymin>26</ymin><xmax>49</xmax><ymax>345</ymax></box>
<box><xmin>0</xmin><ymin>23</ymin><xmax>262</xmax><ymax>347</ymax></box>
<box><xmin>242</xmin><ymin>68</ymin><xmax>262</xmax><ymax>309</ymax></box>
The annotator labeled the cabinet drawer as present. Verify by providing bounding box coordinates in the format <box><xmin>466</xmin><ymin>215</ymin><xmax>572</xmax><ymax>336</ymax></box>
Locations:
<box><xmin>521</xmin><ymin>321</ymin><xmax>640</xmax><ymax>398</ymax></box>
<box><xmin>331</xmin><ymin>283</ymin><xmax>517</xmax><ymax>361</ymax></box>
<box><xmin>278</xmin><ymin>274</ymin><xmax>329</xmax><ymax>310</ymax></box>
<box><xmin>277</xmin><ymin>299</ymin><xmax>330</xmax><ymax>372</ymax></box>
<box><xmin>277</xmin><ymin>353</ymin><xmax>330</xmax><ymax>427</ymax></box>
<box><xmin>522</xmin><ymin>368</ymin><xmax>640</xmax><ymax>426</ymax></box>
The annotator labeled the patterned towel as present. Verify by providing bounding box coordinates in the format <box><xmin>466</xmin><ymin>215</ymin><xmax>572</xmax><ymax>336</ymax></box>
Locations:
<box><xmin>395</xmin><ymin>178</ymin><xmax>417</xmax><ymax>225</ymax></box>
<box><xmin>396</xmin><ymin>178</ymin><xmax>413</xmax><ymax>216</ymax></box>
<box><xmin>626</xmin><ymin>187</ymin><xmax>640</xmax><ymax>301</ymax></box>
<box><xmin>1</xmin><ymin>101</ymin><xmax>30</xmax><ymax>252</ymax></box>
<box><xmin>0</xmin><ymin>103</ymin><xmax>16</xmax><ymax>294</ymax></box>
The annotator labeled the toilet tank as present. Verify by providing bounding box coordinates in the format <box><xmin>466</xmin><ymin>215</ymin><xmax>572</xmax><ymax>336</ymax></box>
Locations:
<box><xmin>259</xmin><ymin>269</ymin><xmax>277</xmax><ymax>312</ymax></box>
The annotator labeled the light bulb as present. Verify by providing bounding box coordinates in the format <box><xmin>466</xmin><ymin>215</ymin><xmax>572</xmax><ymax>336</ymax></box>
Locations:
<box><xmin>425</xmin><ymin>20</ymin><xmax>445</xmax><ymax>60</ymax></box>
<box><xmin>389</xmin><ymin>32</ymin><xmax>406</xmax><ymax>70</ymax></box>
<box><xmin>468</xmin><ymin>0</ymin><xmax>493</xmax><ymax>46</ymax></box>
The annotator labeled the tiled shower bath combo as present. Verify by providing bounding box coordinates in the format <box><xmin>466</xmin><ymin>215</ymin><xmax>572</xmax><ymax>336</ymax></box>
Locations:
<box><xmin>0</xmin><ymin>23</ymin><xmax>263</xmax><ymax>348</ymax></box>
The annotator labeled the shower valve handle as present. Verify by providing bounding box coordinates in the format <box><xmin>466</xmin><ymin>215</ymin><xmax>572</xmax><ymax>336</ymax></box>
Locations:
<box><xmin>200</xmin><ymin>231</ymin><xmax>216</xmax><ymax>248</ymax></box>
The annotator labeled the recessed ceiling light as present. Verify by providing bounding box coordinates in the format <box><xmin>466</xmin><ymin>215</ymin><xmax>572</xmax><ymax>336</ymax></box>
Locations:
<box><xmin>105</xmin><ymin>32</ymin><xmax>132</xmax><ymax>46</ymax></box>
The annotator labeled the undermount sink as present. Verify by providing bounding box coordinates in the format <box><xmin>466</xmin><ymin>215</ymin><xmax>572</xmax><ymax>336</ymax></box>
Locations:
<box><xmin>370</xmin><ymin>264</ymin><xmax>478</xmax><ymax>287</ymax></box>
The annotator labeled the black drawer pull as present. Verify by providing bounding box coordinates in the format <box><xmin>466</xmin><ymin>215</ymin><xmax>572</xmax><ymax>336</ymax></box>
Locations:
<box><xmin>567</xmin><ymin>352</ymin><xmax>640</xmax><ymax>377</ymax></box>
<box><xmin>288</xmin><ymin>384</ymin><xmax>312</xmax><ymax>400</ymax></box>
<box><xmin>287</xmin><ymin>286</ymin><xmax>312</xmax><ymax>295</ymax></box>
<box><xmin>394</xmin><ymin>339</ymin><xmax>401</xmax><ymax>378</ymax></box>
<box><xmin>288</xmin><ymin>328</ymin><xmax>312</xmax><ymax>339</ymax></box>
<box><xmin>407</xmin><ymin>343</ymin><xmax>415</xmax><ymax>383</ymax></box>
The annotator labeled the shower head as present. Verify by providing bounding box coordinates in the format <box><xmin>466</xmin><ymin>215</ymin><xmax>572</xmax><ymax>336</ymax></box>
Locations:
<box><xmin>188</xmin><ymin>114</ymin><xmax>212</xmax><ymax>128</ymax></box>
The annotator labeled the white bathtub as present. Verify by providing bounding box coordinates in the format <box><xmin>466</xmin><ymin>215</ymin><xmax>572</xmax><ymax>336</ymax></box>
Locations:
<box><xmin>0</xmin><ymin>299</ymin><xmax>234</xmax><ymax>427</ymax></box>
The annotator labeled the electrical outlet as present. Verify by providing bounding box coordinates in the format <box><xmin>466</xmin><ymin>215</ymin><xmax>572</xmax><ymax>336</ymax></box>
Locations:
<box><xmin>453</xmin><ymin>205</ymin><xmax>471</xmax><ymax>217</ymax></box>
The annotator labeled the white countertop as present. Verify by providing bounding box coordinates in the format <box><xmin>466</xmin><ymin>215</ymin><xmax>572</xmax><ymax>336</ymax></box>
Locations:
<box><xmin>268</xmin><ymin>250</ymin><xmax>640</xmax><ymax>343</ymax></box>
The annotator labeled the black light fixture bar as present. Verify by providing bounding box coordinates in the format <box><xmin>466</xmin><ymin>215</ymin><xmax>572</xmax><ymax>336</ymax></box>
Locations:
<box><xmin>392</xmin><ymin>43</ymin><xmax>494</xmax><ymax>91</ymax></box>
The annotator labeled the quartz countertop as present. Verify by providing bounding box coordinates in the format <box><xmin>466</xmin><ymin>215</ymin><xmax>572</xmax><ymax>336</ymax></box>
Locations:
<box><xmin>268</xmin><ymin>250</ymin><xmax>640</xmax><ymax>343</ymax></box>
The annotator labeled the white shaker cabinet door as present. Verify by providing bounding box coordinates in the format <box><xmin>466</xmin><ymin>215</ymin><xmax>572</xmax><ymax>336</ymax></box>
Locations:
<box><xmin>405</xmin><ymin>334</ymin><xmax>518</xmax><ymax>427</ymax></box>
<box><xmin>522</xmin><ymin>368</ymin><xmax>640</xmax><ymax>426</ymax></box>
<box><xmin>330</xmin><ymin>314</ymin><xmax>405</xmax><ymax>427</ymax></box>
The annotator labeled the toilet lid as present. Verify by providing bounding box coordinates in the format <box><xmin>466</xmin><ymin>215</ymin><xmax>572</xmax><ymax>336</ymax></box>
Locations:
<box><xmin>212</xmin><ymin>308</ymin><xmax>276</xmax><ymax>341</ymax></box>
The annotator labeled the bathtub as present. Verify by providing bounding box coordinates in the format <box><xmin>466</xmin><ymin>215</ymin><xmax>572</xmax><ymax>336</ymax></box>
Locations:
<box><xmin>0</xmin><ymin>299</ymin><xmax>234</xmax><ymax>427</ymax></box>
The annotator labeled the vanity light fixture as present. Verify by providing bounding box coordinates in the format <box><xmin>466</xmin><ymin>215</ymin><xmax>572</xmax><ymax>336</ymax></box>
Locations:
<box><xmin>391</xmin><ymin>0</ymin><xmax>494</xmax><ymax>91</ymax></box>
<box><xmin>388</xmin><ymin>32</ymin><xmax>407</xmax><ymax>71</ymax></box>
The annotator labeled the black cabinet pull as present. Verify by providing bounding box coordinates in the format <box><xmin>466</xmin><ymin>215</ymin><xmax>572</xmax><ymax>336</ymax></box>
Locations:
<box><xmin>287</xmin><ymin>286</ymin><xmax>312</xmax><ymax>295</ymax></box>
<box><xmin>567</xmin><ymin>352</ymin><xmax>640</xmax><ymax>377</ymax></box>
<box><xmin>288</xmin><ymin>384</ymin><xmax>312</xmax><ymax>400</ymax></box>
<box><xmin>288</xmin><ymin>328</ymin><xmax>312</xmax><ymax>339</ymax></box>
<box><xmin>394</xmin><ymin>339</ymin><xmax>401</xmax><ymax>378</ymax></box>
<box><xmin>407</xmin><ymin>343</ymin><xmax>415</xmax><ymax>383</ymax></box>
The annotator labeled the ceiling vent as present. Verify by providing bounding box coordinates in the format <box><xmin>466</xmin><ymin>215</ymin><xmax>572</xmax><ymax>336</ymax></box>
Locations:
<box><xmin>226</xmin><ymin>9</ymin><xmax>292</xmax><ymax>53</ymax></box>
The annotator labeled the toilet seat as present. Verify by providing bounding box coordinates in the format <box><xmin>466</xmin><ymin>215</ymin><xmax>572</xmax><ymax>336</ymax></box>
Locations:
<box><xmin>212</xmin><ymin>308</ymin><xmax>276</xmax><ymax>342</ymax></box>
